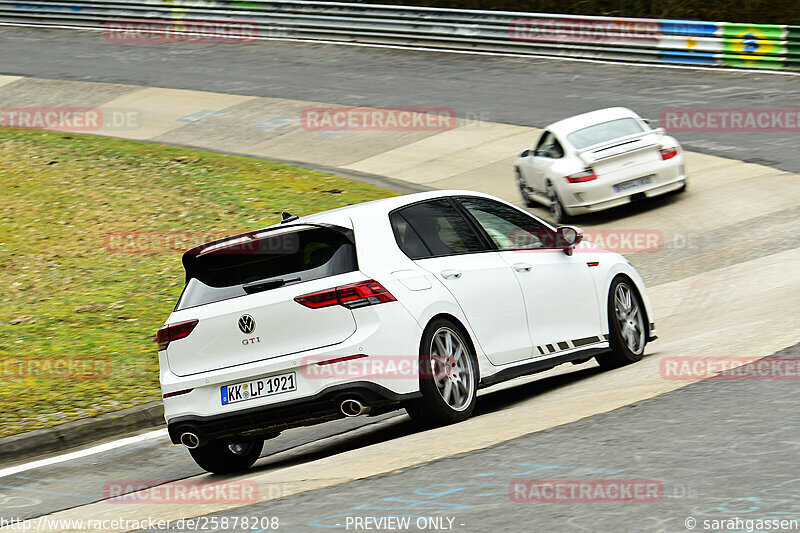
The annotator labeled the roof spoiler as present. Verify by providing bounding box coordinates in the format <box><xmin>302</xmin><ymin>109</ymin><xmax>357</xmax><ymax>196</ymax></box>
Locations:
<box><xmin>576</xmin><ymin>128</ymin><xmax>664</xmax><ymax>165</ymax></box>
<box><xmin>180</xmin><ymin>223</ymin><xmax>355</xmax><ymax>280</ymax></box>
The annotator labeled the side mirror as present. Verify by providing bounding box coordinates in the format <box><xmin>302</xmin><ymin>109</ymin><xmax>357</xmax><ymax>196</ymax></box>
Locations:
<box><xmin>556</xmin><ymin>226</ymin><xmax>583</xmax><ymax>255</ymax></box>
<box><xmin>643</xmin><ymin>118</ymin><xmax>660</xmax><ymax>129</ymax></box>
<box><xmin>520</xmin><ymin>149</ymin><xmax>530</xmax><ymax>158</ymax></box>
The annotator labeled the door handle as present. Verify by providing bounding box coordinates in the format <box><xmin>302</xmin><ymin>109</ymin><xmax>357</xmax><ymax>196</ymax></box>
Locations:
<box><xmin>440</xmin><ymin>269</ymin><xmax>462</xmax><ymax>280</ymax></box>
<box><xmin>513</xmin><ymin>263</ymin><xmax>532</xmax><ymax>272</ymax></box>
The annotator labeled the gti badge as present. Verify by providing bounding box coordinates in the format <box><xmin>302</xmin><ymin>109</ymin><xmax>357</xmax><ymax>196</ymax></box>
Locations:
<box><xmin>238</xmin><ymin>314</ymin><xmax>256</xmax><ymax>334</ymax></box>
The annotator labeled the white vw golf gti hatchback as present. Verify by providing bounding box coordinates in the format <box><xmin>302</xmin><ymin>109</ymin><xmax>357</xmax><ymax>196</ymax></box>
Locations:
<box><xmin>158</xmin><ymin>190</ymin><xmax>656</xmax><ymax>473</ymax></box>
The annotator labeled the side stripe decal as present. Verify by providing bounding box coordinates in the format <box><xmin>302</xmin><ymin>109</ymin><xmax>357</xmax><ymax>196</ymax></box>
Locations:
<box><xmin>536</xmin><ymin>336</ymin><xmax>607</xmax><ymax>356</ymax></box>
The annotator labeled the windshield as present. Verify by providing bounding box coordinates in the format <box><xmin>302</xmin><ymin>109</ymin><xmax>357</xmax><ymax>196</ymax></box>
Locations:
<box><xmin>567</xmin><ymin>117</ymin><xmax>645</xmax><ymax>149</ymax></box>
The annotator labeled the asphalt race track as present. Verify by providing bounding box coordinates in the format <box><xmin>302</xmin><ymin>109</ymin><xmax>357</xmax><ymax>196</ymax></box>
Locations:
<box><xmin>1</xmin><ymin>27</ymin><xmax>800</xmax><ymax>173</ymax></box>
<box><xmin>1</xmin><ymin>26</ymin><xmax>799</xmax><ymax>533</ymax></box>
<box><xmin>157</xmin><ymin>343</ymin><xmax>800</xmax><ymax>533</ymax></box>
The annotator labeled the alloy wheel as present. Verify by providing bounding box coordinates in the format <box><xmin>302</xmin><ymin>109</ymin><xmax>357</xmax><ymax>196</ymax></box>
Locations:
<box><xmin>614</xmin><ymin>282</ymin><xmax>645</xmax><ymax>355</ymax></box>
<box><xmin>430</xmin><ymin>327</ymin><xmax>475</xmax><ymax>412</ymax></box>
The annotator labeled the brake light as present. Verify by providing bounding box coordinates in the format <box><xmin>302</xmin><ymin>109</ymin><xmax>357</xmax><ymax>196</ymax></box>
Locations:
<box><xmin>156</xmin><ymin>319</ymin><xmax>198</xmax><ymax>350</ymax></box>
<box><xmin>295</xmin><ymin>280</ymin><xmax>397</xmax><ymax>310</ymax></box>
<box><xmin>565</xmin><ymin>169</ymin><xmax>598</xmax><ymax>183</ymax></box>
<box><xmin>660</xmin><ymin>147</ymin><xmax>679</xmax><ymax>160</ymax></box>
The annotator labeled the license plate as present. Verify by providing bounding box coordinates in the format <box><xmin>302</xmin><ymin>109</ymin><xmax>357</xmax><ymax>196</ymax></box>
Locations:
<box><xmin>221</xmin><ymin>372</ymin><xmax>296</xmax><ymax>405</ymax></box>
<box><xmin>614</xmin><ymin>175</ymin><xmax>653</xmax><ymax>193</ymax></box>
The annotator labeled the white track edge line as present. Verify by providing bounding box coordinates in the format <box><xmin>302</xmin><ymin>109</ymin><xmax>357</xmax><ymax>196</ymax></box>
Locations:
<box><xmin>0</xmin><ymin>428</ymin><xmax>167</xmax><ymax>479</ymax></box>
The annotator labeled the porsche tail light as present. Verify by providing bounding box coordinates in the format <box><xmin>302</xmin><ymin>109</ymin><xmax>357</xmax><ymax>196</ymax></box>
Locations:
<box><xmin>565</xmin><ymin>169</ymin><xmax>598</xmax><ymax>183</ymax></box>
<box><xmin>660</xmin><ymin>147</ymin><xmax>679</xmax><ymax>160</ymax></box>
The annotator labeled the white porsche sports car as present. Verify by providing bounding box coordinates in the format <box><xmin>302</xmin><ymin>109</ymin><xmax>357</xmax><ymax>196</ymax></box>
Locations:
<box><xmin>158</xmin><ymin>190</ymin><xmax>656</xmax><ymax>473</ymax></box>
<box><xmin>515</xmin><ymin>107</ymin><xmax>687</xmax><ymax>223</ymax></box>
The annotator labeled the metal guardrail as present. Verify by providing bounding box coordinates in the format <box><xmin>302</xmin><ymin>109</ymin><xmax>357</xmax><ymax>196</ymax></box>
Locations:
<box><xmin>0</xmin><ymin>1</ymin><xmax>797</xmax><ymax>70</ymax></box>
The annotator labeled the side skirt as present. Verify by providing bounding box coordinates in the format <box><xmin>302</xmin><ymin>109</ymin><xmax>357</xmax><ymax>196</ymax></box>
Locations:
<box><xmin>478</xmin><ymin>345</ymin><xmax>610</xmax><ymax>389</ymax></box>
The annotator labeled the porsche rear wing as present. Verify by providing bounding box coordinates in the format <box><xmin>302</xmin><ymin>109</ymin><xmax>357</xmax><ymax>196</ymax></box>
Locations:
<box><xmin>576</xmin><ymin>128</ymin><xmax>665</xmax><ymax>166</ymax></box>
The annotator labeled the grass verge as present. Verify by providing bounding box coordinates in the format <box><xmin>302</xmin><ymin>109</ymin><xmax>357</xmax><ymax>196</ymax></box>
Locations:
<box><xmin>0</xmin><ymin>127</ymin><xmax>395</xmax><ymax>438</ymax></box>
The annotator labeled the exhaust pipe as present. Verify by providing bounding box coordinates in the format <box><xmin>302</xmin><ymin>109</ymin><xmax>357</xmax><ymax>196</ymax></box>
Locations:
<box><xmin>340</xmin><ymin>398</ymin><xmax>371</xmax><ymax>417</ymax></box>
<box><xmin>180</xmin><ymin>432</ymin><xmax>201</xmax><ymax>449</ymax></box>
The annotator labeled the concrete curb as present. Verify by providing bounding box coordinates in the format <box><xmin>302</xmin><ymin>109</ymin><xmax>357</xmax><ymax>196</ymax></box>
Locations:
<box><xmin>150</xmin><ymin>140</ymin><xmax>435</xmax><ymax>195</ymax></box>
<box><xmin>0</xmin><ymin>401</ymin><xmax>165</xmax><ymax>465</ymax></box>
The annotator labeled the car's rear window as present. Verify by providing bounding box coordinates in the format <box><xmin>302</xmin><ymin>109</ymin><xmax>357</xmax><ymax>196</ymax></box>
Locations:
<box><xmin>567</xmin><ymin>117</ymin><xmax>645</xmax><ymax>150</ymax></box>
<box><xmin>175</xmin><ymin>225</ymin><xmax>356</xmax><ymax>310</ymax></box>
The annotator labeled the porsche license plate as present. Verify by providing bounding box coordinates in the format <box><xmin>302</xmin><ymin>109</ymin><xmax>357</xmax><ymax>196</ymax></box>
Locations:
<box><xmin>614</xmin><ymin>175</ymin><xmax>653</xmax><ymax>193</ymax></box>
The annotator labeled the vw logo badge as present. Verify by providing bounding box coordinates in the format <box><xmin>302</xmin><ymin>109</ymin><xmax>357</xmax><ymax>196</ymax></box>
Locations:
<box><xmin>238</xmin><ymin>314</ymin><xmax>256</xmax><ymax>334</ymax></box>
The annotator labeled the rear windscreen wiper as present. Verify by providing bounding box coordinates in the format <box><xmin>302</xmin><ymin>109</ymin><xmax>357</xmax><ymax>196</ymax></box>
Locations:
<box><xmin>243</xmin><ymin>277</ymin><xmax>300</xmax><ymax>294</ymax></box>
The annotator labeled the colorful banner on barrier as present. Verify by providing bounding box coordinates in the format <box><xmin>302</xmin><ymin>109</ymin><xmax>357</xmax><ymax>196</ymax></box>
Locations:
<box><xmin>655</xmin><ymin>19</ymin><xmax>797</xmax><ymax>69</ymax></box>
<box><xmin>720</xmin><ymin>23</ymin><xmax>787</xmax><ymax>68</ymax></box>
<box><xmin>659</xmin><ymin>19</ymin><xmax>718</xmax><ymax>37</ymax></box>
<box><xmin>657</xmin><ymin>19</ymin><xmax>719</xmax><ymax>65</ymax></box>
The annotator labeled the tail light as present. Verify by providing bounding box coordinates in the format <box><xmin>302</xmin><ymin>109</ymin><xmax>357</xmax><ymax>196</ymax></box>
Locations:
<box><xmin>295</xmin><ymin>280</ymin><xmax>396</xmax><ymax>310</ymax></box>
<box><xmin>156</xmin><ymin>319</ymin><xmax>198</xmax><ymax>350</ymax></box>
<box><xmin>565</xmin><ymin>169</ymin><xmax>598</xmax><ymax>183</ymax></box>
<box><xmin>660</xmin><ymin>147</ymin><xmax>679</xmax><ymax>160</ymax></box>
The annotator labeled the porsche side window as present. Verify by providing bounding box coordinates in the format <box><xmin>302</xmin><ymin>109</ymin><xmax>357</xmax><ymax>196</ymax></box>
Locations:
<box><xmin>534</xmin><ymin>132</ymin><xmax>564</xmax><ymax>159</ymax></box>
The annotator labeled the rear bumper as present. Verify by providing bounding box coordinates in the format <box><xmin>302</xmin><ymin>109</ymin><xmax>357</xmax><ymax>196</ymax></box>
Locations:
<box><xmin>167</xmin><ymin>382</ymin><xmax>419</xmax><ymax>445</ymax></box>
<box><xmin>566</xmin><ymin>174</ymin><xmax>686</xmax><ymax>215</ymax></box>
<box><xmin>160</xmin><ymin>300</ymin><xmax>423</xmax><ymax>430</ymax></box>
<box><xmin>563</xmin><ymin>155</ymin><xmax>686</xmax><ymax>215</ymax></box>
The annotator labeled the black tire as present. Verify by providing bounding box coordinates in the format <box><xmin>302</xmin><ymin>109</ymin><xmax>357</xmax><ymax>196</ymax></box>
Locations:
<box><xmin>546</xmin><ymin>182</ymin><xmax>569</xmax><ymax>224</ymax></box>
<box><xmin>516</xmin><ymin>168</ymin><xmax>536</xmax><ymax>207</ymax></box>
<box><xmin>596</xmin><ymin>276</ymin><xmax>648</xmax><ymax>370</ymax></box>
<box><xmin>188</xmin><ymin>437</ymin><xmax>264</xmax><ymax>474</ymax></box>
<box><xmin>406</xmin><ymin>318</ymin><xmax>479</xmax><ymax>427</ymax></box>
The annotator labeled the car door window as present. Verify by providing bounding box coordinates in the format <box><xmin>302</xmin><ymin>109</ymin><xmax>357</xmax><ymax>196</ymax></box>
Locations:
<box><xmin>456</xmin><ymin>197</ymin><xmax>556</xmax><ymax>250</ymax></box>
<box><xmin>389</xmin><ymin>211</ymin><xmax>431</xmax><ymax>259</ymax></box>
<box><xmin>394</xmin><ymin>199</ymin><xmax>485</xmax><ymax>258</ymax></box>
<box><xmin>534</xmin><ymin>131</ymin><xmax>564</xmax><ymax>159</ymax></box>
